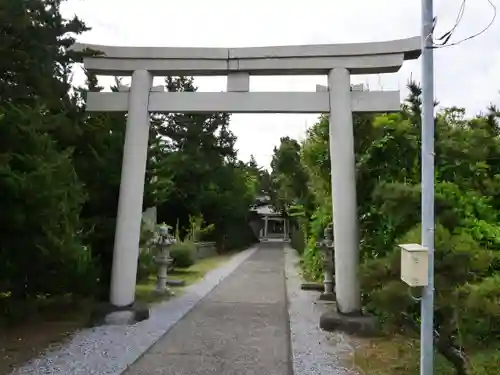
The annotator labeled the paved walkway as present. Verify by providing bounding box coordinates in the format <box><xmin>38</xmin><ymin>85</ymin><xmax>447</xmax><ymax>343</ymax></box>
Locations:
<box><xmin>124</xmin><ymin>242</ymin><xmax>293</xmax><ymax>375</ymax></box>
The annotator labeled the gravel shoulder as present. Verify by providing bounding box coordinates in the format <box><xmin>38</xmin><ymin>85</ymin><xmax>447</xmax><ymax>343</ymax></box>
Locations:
<box><xmin>284</xmin><ymin>244</ymin><xmax>357</xmax><ymax>375</ymax></box>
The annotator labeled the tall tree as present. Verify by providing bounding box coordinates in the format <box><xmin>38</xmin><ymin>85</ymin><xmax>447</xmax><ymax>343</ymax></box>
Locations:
<box><xmin>0</xmin><ymin>0</ymin><xmax>96</xmax><ymax>310</ymax></box>
<box><xmin>72</xmin><ymin>74</ymin><xmax>127</xmax><ymax>300</ymax></box>
<box><xmin>0</xmin><ymin>0</ymin><xmax>88</xmax><ymax>110</ymax></box>
<box><xmin>270</xmin><ymin>137</ymin><xmax>311</xmax><ymax>214</ymax></box>
<box><xmin>146</xmin><ymin>77</ymin><xmax>256</xmax><ymax>248</ymax></box>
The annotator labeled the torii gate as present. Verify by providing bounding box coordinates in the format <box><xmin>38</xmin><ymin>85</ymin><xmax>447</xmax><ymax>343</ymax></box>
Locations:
<box><xmin>74</xmin><ymin>37</ymin><xmax>421</xmax><ymax>315</ymax></box>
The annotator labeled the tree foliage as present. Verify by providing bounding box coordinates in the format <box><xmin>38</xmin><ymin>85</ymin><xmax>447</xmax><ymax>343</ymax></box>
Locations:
<box><xmin>272</xmin><ymin>82</ymin><xmax>500</xmax><ymax>374</ymax></box>
<box><xmin>0</xmin><ymin>0</ymin><xmax>260</xmax><ymax>324</ymax></box>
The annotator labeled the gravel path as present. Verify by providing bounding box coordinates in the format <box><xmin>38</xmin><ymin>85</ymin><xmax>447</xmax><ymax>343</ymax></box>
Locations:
<box><xmin>284</xmin><ymin>244</ymin><xmax>356</xmax><ymax>375</ymax></box>
<box><xmin>9</xmin><ymin>246</ymin><xmax>258</xmax><ymax>375</ymax></box>
<box><xmin>10</xmin><ymin>242</ymin><xmax>359</xmax><ymax>375</ymax></box>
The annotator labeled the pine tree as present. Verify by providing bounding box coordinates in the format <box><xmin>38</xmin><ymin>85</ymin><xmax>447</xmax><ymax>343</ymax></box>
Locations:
<box><xmin>0</xmin><ymin>0</ymin><xmax>95</xmax><ymax>316</ymax></box>
<box><xmin>147</xmin><ymin>76</ymin><xmax>255</xmax><ymax>246</ymax></box>
<box><xmin>72</xmin><ymin>74</ymin><xmax>128</xmax><ymax>300</ymax></box>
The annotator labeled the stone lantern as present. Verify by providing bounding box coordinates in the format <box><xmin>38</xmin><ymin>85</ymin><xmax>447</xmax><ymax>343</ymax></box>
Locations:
<box><xmin>316</xmin><ymin>223</ymin><xmax>335</xmax><ymax>301</ymax></box>
<box><xmin>153</xmin><ymin>224</ymin><xmax>176</xmax><ymax>295</ymax></box>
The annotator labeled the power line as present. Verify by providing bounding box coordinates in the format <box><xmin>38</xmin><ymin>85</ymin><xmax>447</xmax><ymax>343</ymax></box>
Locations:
<box><xmin>432</xmin><ymin>0</ymin><xmax>496</xmax><ymax>49</ymax></box>
<box><xmin>433</xmin><ymin>0</ymin><xmax>466</xmax><ymax>46</ymax></box>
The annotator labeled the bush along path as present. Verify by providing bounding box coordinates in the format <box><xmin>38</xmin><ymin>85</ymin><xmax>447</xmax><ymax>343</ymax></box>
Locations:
<box><xmin>272</xmin><ymin>82</ymin><xmax>500</xmax><ymax>375</ymax></box>
<box><xmin>135</xmin><ymin>220</ymin><xmax>240</xmax><ymax>304</ymax></box>
<box><xmin>136</xmin><ymin>252</ymin><xmax>235</xmax><ymax>304</ymax></box>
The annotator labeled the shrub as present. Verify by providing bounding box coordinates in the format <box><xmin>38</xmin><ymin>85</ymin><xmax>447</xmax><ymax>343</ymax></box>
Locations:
<box><xmin>300</xmin><ymin>204</ymin><xmax>331</xmax><ymax>281</ymax></box>
<box><xmin>218</xmin><ymin>221</ymin><xmax>258</xmax><ymax>253</ymax></box>
<box><xmin>456</xmin><ymin>274</ymin><xmax>500</xmax><ymax>346</ymax></box>
<box><xmin>291</xmin><ymin>225</ymin><xmax>306</xmax><ymax>254</ymax></box>
<box><xmin>288</xmin><ymin>205</ymin><xmax>308</xmax><ymax>255</ymax></box>
<box><xmin>139</xmin><ymin>223</ymin><xmax>155</xmax><ymax>248</ymax></box>
<box><xmin>359</xmin><ymin>223</ymin><xmax>500</xmax><ymax>374</ymax></box>
<box><xmin>136</xmin><ymin>249</ymin><xmax>155</xmax><ymax>283</ymax></box>
<box><xmin>170</xmin><ymin>241</ymin><xmax>196</xmax><ymax>269</ymax></box>
<box><xmin>186</xmin><ymin>214</ymin><xmax>215</xmax><ymax>242</ymax></box>
<box><xmin>0</xmin><ymin>104</ymin><xmax>93</xmax><ymax>300</ymax></box>
<box><xmin>362</xmin><ymin>223</ymin><xmax>499</xmax><ymax>355</ymax></box>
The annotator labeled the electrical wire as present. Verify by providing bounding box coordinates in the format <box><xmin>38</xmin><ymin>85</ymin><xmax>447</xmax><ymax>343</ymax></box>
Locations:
<box><xmin>432</xmin><ymin>0</ymin><xmax>497</xmax><ymax>49</ymax></box>
<box><xmin>408</xmin><ymin>286</ymin><xmax>423</xmax><ymax>302</ymax></box>
<box><xmin>433</xmin><ymin>0</ymin><xmax>467</xmax><ymax>46</ymax></box>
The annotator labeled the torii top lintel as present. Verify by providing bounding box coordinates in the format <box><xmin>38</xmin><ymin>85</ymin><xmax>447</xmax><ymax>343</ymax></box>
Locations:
<box><xmin>73</xmin><ymin>36</ymin><xmax>421</xmax><ymax>76</ymax></box>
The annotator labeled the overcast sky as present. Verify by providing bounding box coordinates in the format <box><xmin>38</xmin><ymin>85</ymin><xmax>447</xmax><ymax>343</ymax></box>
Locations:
<box><xmin>61</xmin><ymin>0</ymin><xmax>499</xmax><ymax>169</ymax></box>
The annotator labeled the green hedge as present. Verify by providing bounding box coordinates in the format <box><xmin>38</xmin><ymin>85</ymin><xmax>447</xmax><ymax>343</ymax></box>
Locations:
<box><xmin>170</xmin><ymin>242</ymin><xmax>196</xmax><ymax>268</ymax></box>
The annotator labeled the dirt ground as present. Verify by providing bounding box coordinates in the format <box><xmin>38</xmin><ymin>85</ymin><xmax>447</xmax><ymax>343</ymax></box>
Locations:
<box><xmin>0</xmin><ymin>300</ymin><xmax>91</xmax><ymax>375</ymax></box>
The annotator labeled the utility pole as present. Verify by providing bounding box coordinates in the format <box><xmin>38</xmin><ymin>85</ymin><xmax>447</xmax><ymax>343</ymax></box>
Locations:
<box><xmin>420</xmin><ymin>0</ymin><xmax>435</xmax><ymax>374</ymax></box>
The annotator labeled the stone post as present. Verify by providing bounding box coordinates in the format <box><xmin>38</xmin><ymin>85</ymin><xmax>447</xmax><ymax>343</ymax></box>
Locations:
<box><xmin>316</xmin><ymin>223</ymin><xmax>335</xmax><ymax>301</ymax></box>
<box><xmin>109</xmin><ymin>69</ymin><xmax>153</xmax><ymax>307</ymax></box>
<box><xmin>153</xmin><ymin>225</ymin><xmax>175</xmax><ymax>295</ymax></box>
<box><xmin>328</xmin><ymin>68</ymin><xmax>361</xmax><ymax>315</ymax></box>
<box><xmin>264</xmin><ymin>216</ymin><xmax>268</xmax><ymax>237</ymax></box>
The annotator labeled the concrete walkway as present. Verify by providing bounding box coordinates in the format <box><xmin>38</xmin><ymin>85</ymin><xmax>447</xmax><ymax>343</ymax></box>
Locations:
<box><xmin>124</xmin><ymin>242</ymin><xmax>293</xmax><ymax>375</ymax></box>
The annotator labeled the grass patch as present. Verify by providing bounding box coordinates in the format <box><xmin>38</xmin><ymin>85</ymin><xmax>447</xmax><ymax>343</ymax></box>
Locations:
<box><xmin>135</xmin><ymin>253</ymin><xmax>233</xmax><ymax>304</ymax></box>
<box><xmin>169</xmin><ymin>254</ymin><xmax>233</xmax><ymax>285</ymax></box>
<box><xmin>354</xmin><ymin>335</ymin><xmax>500</xmax><ymax>375</ymax></box>
<box><xmin>135</xmin><ymin>276</ymin><xmax>172</xmax><ymax>304</ymax></box>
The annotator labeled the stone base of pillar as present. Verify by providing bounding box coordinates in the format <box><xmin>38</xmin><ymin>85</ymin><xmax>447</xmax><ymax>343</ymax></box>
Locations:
<box><xmin>89</xmin><ymin>301</ymin><xmax>150</xmax><ymax>326</ymax></box>
<box><xmin>319</xmin><ymin>310</ymin><xmax>377</xmax><ymax>337</ymax></box>
<box><xmin>318</xmin><ymin>292</ymin><xmax>336</xmax><ymax>302</ymax></box>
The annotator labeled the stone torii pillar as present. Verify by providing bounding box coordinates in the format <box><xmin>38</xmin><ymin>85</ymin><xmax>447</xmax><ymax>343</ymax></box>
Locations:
<box><xmin>315</xmin><ymin>81</ymin><xmax>366</xmax><ymax>314</ymax></box>
<box><xmin>329</xmin><ymin>70</ymin><xmax>362</xmax><ymax>314</ymax></box>
<box><xmin>110</xmin><ymin>70</ymin><xmax>152</xmax><ymax>307</ymax></box>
